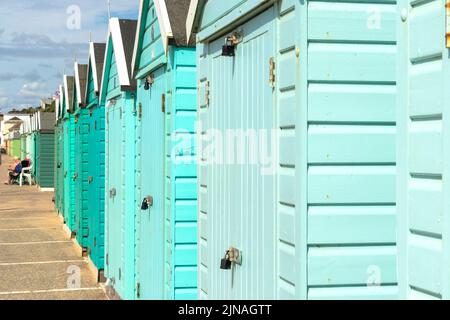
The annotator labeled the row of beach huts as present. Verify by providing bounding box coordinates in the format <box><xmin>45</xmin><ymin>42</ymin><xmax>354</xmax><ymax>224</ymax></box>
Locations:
<box><xmin>23</xmin><ymin>0</ymin><xmax>450</xmax><ymax>300</ymax></box>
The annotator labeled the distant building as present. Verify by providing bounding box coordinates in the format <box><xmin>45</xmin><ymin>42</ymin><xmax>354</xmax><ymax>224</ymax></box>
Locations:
<box><xmin>0</xmin><ymin>114</ymin><xmax>29</xmax><ymax>148</ymax></box>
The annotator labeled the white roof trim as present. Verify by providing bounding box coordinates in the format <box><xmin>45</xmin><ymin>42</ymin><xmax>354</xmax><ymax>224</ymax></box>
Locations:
<box><xmin>132</xmin><ymin>0</ymin><xmax>173</xmax><ymax>76</ymax></box>
<box><xmin>99</xmin><ymin>18</ymin><xmax>131</xmax><ymax>105</ymax></box>
<box><xmin>111</xmin><ymin>18</ymin><xmax>130</xmax><ymax>87</ymax></box>
<box><xmin>55</xmin><ymin>96</ymin><xmax>60</xmax><ymax>120</ymax></box>
<box><xmin>37</xmin><ymin>112</ymin><xmax>41</xmax><ymax>131</ymax></box>
<box><xmin>63</xmin><ymin>76</ymin><xmax>71</xmax><ymax>112</ymax></box>
<box><xmin>59</xmin><ymin>84</ymin><xmax>63</xmax><ymax>118</ymax></box>
<box><xmin>155</xmin><ymin>0</ymin><xmax>173</xmax><ymax>53</ymax></box>
<box><xmin>186</xmin><ymin>0</ymin><xmax>199</xmax><ymax>43</ymax></box>
<box><xmin>89</xmin><ymin>42</ymin><xmax>100</xmax><ymax>93</ymax></box>
<box><xmin>74</xmin><ymin>62</ymin><xmax>82</xmax><ymax>105</ymax></box>
<box><xmin>131</xmin><ymin>0</ymin><xmax>146</xmax><ymax>76</ymax></box>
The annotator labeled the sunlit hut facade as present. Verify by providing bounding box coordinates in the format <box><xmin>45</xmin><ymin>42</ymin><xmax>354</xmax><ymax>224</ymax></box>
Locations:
<box><xmin>397</xmin><ymin>0</ymin><xmax>450</xmax><ymax>300</ymax></box>
<box><xmin>62</xmin><ymin>75</ymin><xmax>77</xmax><ymax>233</ymax></box>
<box><xmin>132</xmin><ymin>0</ymin><xmax>198</xmax><ymax>300</ymax></box>
<box><xmin>100</xmin><ymin>17</ymin><xmax>138</xmax><ymax>300</ymax></box>
<box><xmin>33</xmin><ymin>109</ymin><xmax>56</xmax><ymax>190</ymax></box>
<box><xmin>85</xmin><ymin>41</ymin><xmax>107</xmax><ymax>280</ymax></box>
<box><xmin>73</xmin><ymin>61</ymin><xmax>89</xmax><ymax>250</ymax></box>
<box><xmin>54</xmin><ymin>90</ymin><xmax>65</xmax><ymax>215</ymax></box>
<box><xmin>189</xmin><ymin>0</ymin><xmax>397</xmax><ymax>299</ymax></box>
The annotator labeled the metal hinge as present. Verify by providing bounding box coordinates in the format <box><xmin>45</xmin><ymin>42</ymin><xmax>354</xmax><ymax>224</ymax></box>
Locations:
<box><xmin>106</xmin><ymin>112</ymin><xmax>109</xmax><ymax>124</ymax></box>
<box><xmin>138</xmin><ymin>103</ymin><xmax>142</xmax><ymax>119</ymax></box>
<box><xmin>106</xmin><ymin>253</ymin><xmax>109</xmax><ymax>266</ymax></box>
<box><xmin>136</xmin><ymin>282</ymin><xmax>141</xmax><ymax>298</ymax></box>
<box><xmin>269</xmin><ymin>57</ymin><xmax>276</xmax><ymax>87</ymax></box>
<box><xmin>162</xmin><ymin>93</ymin><xmax>166</xmax><ymax>113</ymax></box>
<box><xmin>205</xmin><ymin>81</ymin><xmax>210</xmax><ymax>106</ymax></box>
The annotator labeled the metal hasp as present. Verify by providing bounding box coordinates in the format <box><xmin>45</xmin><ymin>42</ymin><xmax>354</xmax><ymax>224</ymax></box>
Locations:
<box><xmin>220</xmin><ymin>247</ymin><xmax>242</xmax><ymax>270</ymax></box>
<box><xmin>144</xmin><ymin>74</ymin><xmax>154</xmax><ymax>90</ymax></box>
<box><xmin>109</xmin><ymin>188</ymin><xmax>116</xmax><ymax>198</ymax></box>
<box><xmin>141</xmin><ymin>196</ymin><xmax>154</xmax><ymax>210</ymax></box>
<box><xmin>222</xmin><ymin>32</ymin><xmax>242</xmax><ymax>56</ymax></box>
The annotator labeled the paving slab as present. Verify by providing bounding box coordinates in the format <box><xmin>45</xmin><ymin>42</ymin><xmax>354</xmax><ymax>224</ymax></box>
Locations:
<box><xmin>1</xmin><ymin>242</ymin><xmax>84</xmax><ymax>264</ymax></box>
<box><xmin>0</xmin><ymin>211</ymin><xmax>56</xmax><ymax>219</ymax></box>
<box><xmin>0</xmin><ymin>155</ymin><xmax>106</xmax><ymax>300</ymax></box>
<box><xmin>0</xmin><ymin>217</ymin><xmax>61</xmax><ymax>229</ymax></box>
<box><xmin>0</xmin><ymin>289</ymin><xmax>107</xmax><ymax>300</ymax></box>
<box><xmin>0</xmin><ymin>261</ymin><xmax>98</xmax><ymax>292</ymax></box>
<box><xmin>0</xmin><ymin>228</ymin><xmax>69</xmax><ymax>243</ymax></box>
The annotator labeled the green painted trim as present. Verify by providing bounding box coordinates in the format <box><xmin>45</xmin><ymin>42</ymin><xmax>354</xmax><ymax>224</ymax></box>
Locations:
<box><xmin>197</xmin><ymin>0</ymin><xmax>276</xmax><ymax>41</ymax></box>
<box><xmin>86</xmin><ymin>99</ymin><xmax>99</xmax><ymax>109</ymax></box>
<box><xmin>135</xmin><ymin>55</ymin><xmax>167</xmax><ymax>80</ymax></box>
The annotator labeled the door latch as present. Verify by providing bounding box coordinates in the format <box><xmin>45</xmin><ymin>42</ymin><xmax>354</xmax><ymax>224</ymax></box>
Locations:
<box><xmin>220</xmin><ymin>247</ymin><xmax>242</xmax><ymax>270</ymax></box>
<box><xmin>73</xmin><ymin>173</ymin><xmax>78</xmax><ymax>181</ymax></box>
<box><xmin>222</xmin><ymin>32</ymin><xmax>242</xmax><ymax>57</ymax></box>
<box><xmin>88</xmin><ymin>176</ymin><xmax>93</xmax><ymax>184</ymax></box>
<box><xmin>109</xmin><ymin>188</ymin><xmax>117</xmax><ymax>198</ymax></box>
<box><xmin>269</xmin><ymin>57</ymin><xmax>276</xmax><ymax>87</ymax></box>
<box><xmin>141</xmin><ymin>196</ymin><xmax>153</xmax><ymax>210</ymax></box>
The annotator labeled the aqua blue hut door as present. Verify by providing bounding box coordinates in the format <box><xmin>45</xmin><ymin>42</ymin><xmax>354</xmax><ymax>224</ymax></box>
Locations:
<box><xmin>106</xmin><ymin>99</ymin><xmax>125</xmax><ymax>294</ymax></box>
<box><xmin>136</xmin><ymin>66</ymin><xmax>166</xmax><ymax>299</ymax></box>
<box><xmin>195</xmin><ymin>6</ymin><xmax>277</xmax><ymax>299</ymax></box>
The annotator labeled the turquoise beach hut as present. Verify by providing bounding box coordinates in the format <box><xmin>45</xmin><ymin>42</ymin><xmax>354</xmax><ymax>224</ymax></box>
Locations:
<box><xmin>85</xmin><ymin>41</ymin><xmax>107</xmax><ymax>280</ymax></box>
<box><xmin>131</xmin><ymin>0</ymin><xmax>197</xmax><ymax>300</ymax></box>
<box><xmin>63</xmin><ymin>75</ymin><xmax>77</xmax><ymax>233</ymax></box>
<box><xmin>101</xmin><ymin>17</ymin><xmax>138</xmax><ymax>300</ymax></box>
<box><xmin>73</xmin><ymin>62</ymin><xmax>89</xmax><ymax>252</ymax></box>
<box><xmin>188</xmin><ymin>0</ymin><xmax>397</xmax><ymax>299</ymax></box>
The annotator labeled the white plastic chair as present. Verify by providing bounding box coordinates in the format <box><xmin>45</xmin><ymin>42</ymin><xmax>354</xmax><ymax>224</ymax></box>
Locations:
<box><xmin>19</xmin><ymin>164</ymin><xmax>33</xmax><ymax>186</ymax></box>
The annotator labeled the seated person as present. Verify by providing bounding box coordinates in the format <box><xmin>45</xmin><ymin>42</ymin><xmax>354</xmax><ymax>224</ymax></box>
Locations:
<box><xmin>4</xmin><ymin>157</ymin><xmax>23</xmax><ymax>185</ymax></box>
<box><xmin>22</xmin><ymin>157</ymin><xmax>31</xmax><ymax>168</ymax></box>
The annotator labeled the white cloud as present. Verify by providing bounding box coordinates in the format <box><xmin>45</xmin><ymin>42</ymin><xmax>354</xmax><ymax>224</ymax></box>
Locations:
<box><xmin>19</xmin><ymin>81</ymin><xmax>49</xmax><ymax>98</ymax></box>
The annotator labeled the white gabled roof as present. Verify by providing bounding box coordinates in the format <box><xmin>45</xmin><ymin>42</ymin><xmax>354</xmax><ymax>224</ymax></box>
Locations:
<box><xmin>186</xmin><ymin>0</ymin><xmax>199</xmax><ymax>42</ymax></box>
<box><xmin>132</xmin><ymin>0</ymin><xmax>173</xmax><ymax>74</ymax></box>
<box><xmin>99</xmin><ymin>18</ymin><xmax>137</xmax><ymax>104</ymax></box>
<box><xmin>63</xmin><ymin>75</ymin><xmax>75</xmax><ymax>112</ymax></box>
<box><xmin>86</xmin><ymin>42</ymin><xmax>106</xmax><ymax>99</ymax></box>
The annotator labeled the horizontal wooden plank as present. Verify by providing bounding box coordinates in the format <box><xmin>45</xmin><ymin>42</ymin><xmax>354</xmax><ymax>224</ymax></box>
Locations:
<box><xmin>408</xmin><ymin>177</ymin><xmax>443</xmax><ymax>236</ymax></box>
<box><xmin>308</xmin><ymin>43</ymin><xmax>396</xmax><ymax>82</ymax></box>
<box><xmin>408</xmin><ymin>233</ymin><xmax>442</xmax><ymax>296</ymax></box>
<box><xmin>409</xmin><ymin>119</ymin><xmax>443</xmax><ymax>175</ymax></box>
<box><xmin>308</xmin><ymin>285</ymin><xmax>398</xmax><ymax>300</ymax></box>
<box><xmin>308</xmin><ymin>2</ymin><xmax>396</xmax><ymax>42</ymax></box>
<box><xmin>308</xmin><ymin>165</ymin><xmax>396</xmax><ymax>204</ymax></box>
<box><xmin>308</xmin><ymin>205</ymin><xmax>396</xmax><ymax>244</ymax></box>
<box><xmin>308</xmin><ymin>125</ymin><xmax>395</xmax><ymax>164</ymax></box>
<box><xmin>308</xmin><ymin>245</ymin><xmax>397</xmax><ymax>286</ymax></box>
<box><xmin>308</xmin><ymin>83</ymin><xmax>396</xmax><ymax>123</ymax></box>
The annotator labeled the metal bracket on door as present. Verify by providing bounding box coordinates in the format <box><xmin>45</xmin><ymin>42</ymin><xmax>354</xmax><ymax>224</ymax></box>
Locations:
<box><xmin>269</xmin><ymin>57</ymin><xmax>276</xmax><ymax>87</ymax></box>
<box><xmin>205</xmin><ymin>81</ymin><xmax>210</xmax><ymax>106</ymax></box>
<box><xmin>109</xmin><ymin>188</ymin><xmax>117</xmax><ymax>198</ymax></box>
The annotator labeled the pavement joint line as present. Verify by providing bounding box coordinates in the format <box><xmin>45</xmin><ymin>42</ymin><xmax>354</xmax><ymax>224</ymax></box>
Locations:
<box><xmin>0</xmin><ymin>240</ymin><xmax>71</xmax><ymax>246</ymax></box>
<box><xmin>0</xmin><ymin>227</ymin><xmax>59</xmax><ymax>231</ymax></box>
<box><xmin>0</xmin><ymin>260</ymin><xmax>86</xmax><ymax>267</ymax></box>
<box><xmin>0</xmin><ymin>287</ymin><xmax>103</xmax><ymax>295</ymax></box>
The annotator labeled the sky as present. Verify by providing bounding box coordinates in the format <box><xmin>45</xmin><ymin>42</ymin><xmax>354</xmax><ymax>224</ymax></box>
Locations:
<box><xmin>0</xmin><ymin>0</ymin><xmax>138</xmax><ymax>113</ymax></box>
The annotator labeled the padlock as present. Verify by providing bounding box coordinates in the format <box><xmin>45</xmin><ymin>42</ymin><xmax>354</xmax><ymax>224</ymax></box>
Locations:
<box><xmin>141</xmin><ymin>198</ymin><xmax>149</xmax><ymax>210</ymax></box>
<box><xmin>220</xmin><ymin>251</ymin><xmax>232</xmax><ymax>270</ymax></box>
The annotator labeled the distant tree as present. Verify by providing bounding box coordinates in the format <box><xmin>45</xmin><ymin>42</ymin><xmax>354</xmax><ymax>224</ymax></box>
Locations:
<box><xmin>8</xmin><ymin>107</ymin><xmax>38</xmax><ymax>114</ymax></box>
<box><xmin>44</xmin><ymin>100</ymin><xmax>56</xmax><ymax>113</ymax></box>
